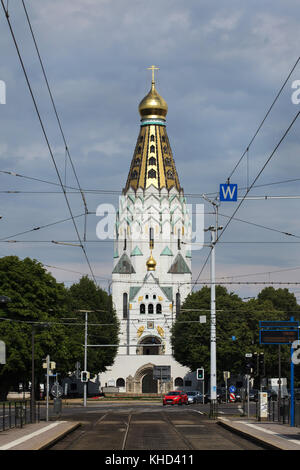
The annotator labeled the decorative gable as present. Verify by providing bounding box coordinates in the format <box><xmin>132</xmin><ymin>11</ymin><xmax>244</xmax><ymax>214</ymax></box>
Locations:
<box><xmin>112</xmin><ymin>253</ymin><xmax>136</xmax><ymax>274</ymax></box>
<box><xmin>168</xmin><ymin>253</ymin><xmax>192</xmax><ymax>274</ymax></box>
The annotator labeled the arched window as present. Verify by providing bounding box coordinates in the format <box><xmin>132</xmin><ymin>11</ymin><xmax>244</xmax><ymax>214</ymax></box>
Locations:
<box><xmin>149</xmin><ymin>156</ymin><xmax>156</xmax><ymax>166</ymax></box>
<box><xmin>167</xmin><ymin>169</ymin><xmax>174</xmax><ymax>179</ymax></box>
<box><xmin>148</xmin><ymin>169</ymin><xmax>156</xmax><ymax>179</ymax></box>
<box><xmin>150</xmin><ymin>134</ymin><xmax>155</xmax><ymax>142</ymax></box>
<box><xmin>175</xmin><ymin>377</ymin><xmax>183</xmax><ymax>387</ymax></box>
<box><xmin>123</xmin><ymin>293</ymin><xmax>128</xmax><ymax>319</ymax></box>
<box><xmin>131</xmin><ymin>170</ymin><xmax>138</xmax><ymax>179</ymax></box>
<box><xmin>140</xmin><ymin>304</ymin><xmax>145</xmax><ymax>314</ymax></box>
<box><xmin>156</xmin><ymin>304</ymin><xmax>162</xmax><ymax>314</ymax></box>
<box><xmin>116</xmin><ymin>378</ymin><xmax>125</xmax><ymax>387</ymax></box>
<box><xmin>150</xmin><ymin>145</ymin><xmax>155</xmax><ymax>153</ymax></box>
<box><xmin>148</xmin><ymin>304</ymin><xmax>154</xmax><ymax>314</ymax></box>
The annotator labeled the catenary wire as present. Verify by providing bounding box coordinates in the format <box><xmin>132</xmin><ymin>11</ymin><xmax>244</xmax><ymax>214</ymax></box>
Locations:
<box><xmin>0</xmin><ymin>0</ymin><xmax>97</xmax><ymax>284</ymax></box>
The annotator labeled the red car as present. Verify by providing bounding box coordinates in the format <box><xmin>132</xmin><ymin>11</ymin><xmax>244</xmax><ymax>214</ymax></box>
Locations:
<box><xmin>163</xmin><ymin>390</ymin><xmax>188</xmax><ymax>406</ymax></box>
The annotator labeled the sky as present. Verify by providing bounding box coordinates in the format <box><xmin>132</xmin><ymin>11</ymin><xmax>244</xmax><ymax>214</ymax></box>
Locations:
<box><xmin>1</xmin><ymin>0</ymin><xmax>300</xmax><ymax>302</ymax></box>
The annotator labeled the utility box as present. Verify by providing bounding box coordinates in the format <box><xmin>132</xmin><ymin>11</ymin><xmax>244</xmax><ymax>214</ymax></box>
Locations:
<box><xmin>53</xmin><ymin>397</ymin><xmax>62</xmax><ymax>416</ymax></box>
<box><xmin>258</xmin><ymin>392</ymin><xmax>268</xmax><ymax>420</ymax></box>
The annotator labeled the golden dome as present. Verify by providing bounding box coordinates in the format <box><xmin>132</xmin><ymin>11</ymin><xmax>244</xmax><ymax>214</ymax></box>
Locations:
<box><xmin>139</xmin><ymin>82</ymin><xmax>168</xmax><ymax>121</ymax></box>
<box><xmin>146</xmin><ymin>250</ymin><xmax>157</xmax><ymax>271</ymax></box>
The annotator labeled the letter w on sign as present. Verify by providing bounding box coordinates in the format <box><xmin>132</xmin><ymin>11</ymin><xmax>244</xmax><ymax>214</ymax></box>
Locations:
<box><xmin>219</xmin><ymin>183</ymin><xmax>238</xmax><ymax>201</ymax></box>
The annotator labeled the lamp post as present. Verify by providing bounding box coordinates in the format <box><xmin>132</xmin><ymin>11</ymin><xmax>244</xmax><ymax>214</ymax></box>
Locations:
<box><xmin>203</xmin><ymin>196</ymin><xmax>222</xmax><ymax>416</ymax></box>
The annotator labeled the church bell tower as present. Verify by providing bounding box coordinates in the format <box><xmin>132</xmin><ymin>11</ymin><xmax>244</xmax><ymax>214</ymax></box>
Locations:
<box><xmin>100</xmin><ymin>67</ymin><xmax>195</xmax><ymax>394</ymax></box>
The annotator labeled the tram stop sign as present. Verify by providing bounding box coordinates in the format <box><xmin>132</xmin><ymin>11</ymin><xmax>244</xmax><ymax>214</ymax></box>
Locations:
<box><xmin>51</xmin><ymin>383</ymin><xmax>63</xmax><ymax>398</ymax></box>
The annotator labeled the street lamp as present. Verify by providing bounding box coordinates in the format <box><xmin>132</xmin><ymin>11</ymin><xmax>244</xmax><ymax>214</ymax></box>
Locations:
<box><xmin>203</xmin><ymin>195</ymin><xmax>223</xmax><ymax>416</ymax></box>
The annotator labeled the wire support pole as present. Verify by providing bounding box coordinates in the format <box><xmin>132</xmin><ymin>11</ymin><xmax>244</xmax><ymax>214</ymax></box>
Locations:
<box><xmin>84</xmin><ymin>311</ymin><xmax>88</xmax><ymax>408</ymax></box>
<box><xmin>210</xmin><ymin>226</ymin><xmax>217</xmax><ymax>403</ymax></box>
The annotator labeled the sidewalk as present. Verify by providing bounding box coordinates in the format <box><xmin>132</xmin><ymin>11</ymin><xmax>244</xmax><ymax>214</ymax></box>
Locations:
<box><xmin>0</xmin><ymin>420</ymin><xmax>80</xmax><ymax>450</ymax></box>
<box><xmin>218</xmin><ymin>416</ymin><xmax>300</xmax><ymax>450</ymax></box>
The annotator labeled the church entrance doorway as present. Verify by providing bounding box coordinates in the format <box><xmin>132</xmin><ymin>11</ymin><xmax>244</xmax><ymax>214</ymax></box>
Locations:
<box><xmin>142</xmin><ymin>371</ymin><xmax>157</xmax><ymax>393</ymax></box>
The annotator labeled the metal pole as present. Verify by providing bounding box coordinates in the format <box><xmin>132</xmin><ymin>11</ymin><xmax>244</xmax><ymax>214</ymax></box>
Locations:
<box><xmin>31</xmin><ymin>326</ymin><xmax>35</xmax><ymax>423</ymax></box>
<box><xmin>210</xmin><ymin>227</ymin><xmax>217</xmax><ymax>405</ymax></box>
<box><xmin>84</xmin><ymin>311</ymin><xmax>88</xmax><ymax>407</ymax></box>
<box><xmin>290</xmin><ymin>316</ymin><xmax>295</xmax><ymax>426</ymax></box>
<box><xmin>46</xmin><ymin>354</ymin><xmax>50</xmax><ymax>422</ymax></box>
<box><xmin>278</xmin><ymin>345</ymin><xmax>281</xmax><ymax>422</ymax></box>
<box><xmin>247</xmin><ymin>374</ymin><xmax>250</xmax><ymax>418</ymax></box>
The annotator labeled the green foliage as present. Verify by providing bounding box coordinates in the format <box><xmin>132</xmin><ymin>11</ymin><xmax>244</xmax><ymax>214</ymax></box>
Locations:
<box><xmin>171</xmin><ymin>286</ymin><xmax>293</xmax><ymax>384</ymax></box>
<box><xmin>66</xmin><ymin>276</ymin><xmax>120</xmax><ymax>375</ymax></box>
<box><xmin>0</xmin><ymin>257</ymin><xmax>119</xmax><ymax>400</ymax></box>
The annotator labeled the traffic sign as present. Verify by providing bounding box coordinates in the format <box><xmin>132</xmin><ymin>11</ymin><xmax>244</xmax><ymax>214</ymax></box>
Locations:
<box><xmin>220</xmin><ymin>183</ymin><xmax>238</xmax><ymax>201</ymax></box>
<box><xmin>260</xmin><ymin>329</ymin><xmax>299</xmax><ymax>345</ymax></box>
<box><xmin>229</xmin><ymin>393</ymin><xmax>235</xmax><ymax>402</ymax></box>
<box><xmin>51</xmin><ymin>383</ymin><xmax>63</xmax><ymax>398</ymax></box>
<box><xmin>229</xmin><ymin>385</ymin><xmax>236</xmax><ymax>393</ymax></box>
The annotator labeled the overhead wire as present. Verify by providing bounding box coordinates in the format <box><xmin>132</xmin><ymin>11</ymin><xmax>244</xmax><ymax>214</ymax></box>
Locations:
<box><xmin>226</xmin><ymin>55</ymin><xmax>300</xmax><ymax>182</ymax></box>
<box><xmin>0</xmin><ymin>0</ymin><xmax>97</xmax><ymax>284</ymax></box>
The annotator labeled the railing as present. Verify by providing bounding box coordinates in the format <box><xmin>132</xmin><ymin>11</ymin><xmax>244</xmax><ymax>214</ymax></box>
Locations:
<box><xmin>0</xmin><ymin>400</ymin><xmax>41</xmax><ymax>432</ymax></box>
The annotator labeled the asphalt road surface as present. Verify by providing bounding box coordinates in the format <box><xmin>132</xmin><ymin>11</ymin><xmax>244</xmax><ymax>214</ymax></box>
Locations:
<box><xmin>49</xmin><ymin>403</ymin><xmax>265</xmax><ymax>450</ymax></box>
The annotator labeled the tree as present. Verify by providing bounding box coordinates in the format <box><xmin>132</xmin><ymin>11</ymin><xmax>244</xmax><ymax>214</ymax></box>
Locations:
<box><xmin>0</xmin><ymin>256</ymin><xmax>69</xmax><ymax>400</ymax></box>
<box><xmin>66</xmin><ymin>276</ymin><xmax>119</xmax><ymax>376</ymax></box>
<box><xmin>171</xmin><ymin>286</ymin><xmax>288</xmax><ymax>385</ymax></box>
<box><xmin>258</xmin><ymin>287</ymin><xmax>300</xmax><ymax>320</ymax></box>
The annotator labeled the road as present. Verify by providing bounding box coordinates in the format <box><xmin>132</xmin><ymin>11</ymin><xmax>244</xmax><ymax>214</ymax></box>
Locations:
<box><xmin>49</xmin><ymin>403</ymin><xmax>265</xmax><ymax>450</ymax></box>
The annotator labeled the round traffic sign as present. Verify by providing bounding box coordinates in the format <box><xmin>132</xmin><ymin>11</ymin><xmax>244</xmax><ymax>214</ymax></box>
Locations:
<box><xmin>51</xmin><ymin>383</ymin><xmax>63</xmax><ymax>398</ymax></box>
<box><xmin>229</xmin><ymin>385</ymin><xmax>236</xmax><ymax>393</ymax></box>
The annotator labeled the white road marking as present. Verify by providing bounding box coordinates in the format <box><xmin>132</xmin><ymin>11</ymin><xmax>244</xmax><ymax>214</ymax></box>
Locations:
<box><xmin>0</xmin><ymin>421</ymin><xmax>66</xmax><ymax>450</ymax></box>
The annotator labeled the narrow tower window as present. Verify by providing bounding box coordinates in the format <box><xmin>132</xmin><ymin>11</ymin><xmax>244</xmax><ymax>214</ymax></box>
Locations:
<box><xmin>176</xmin><ymin>292</ymin><xmax>181</xmax><ymax>317</ymax></box>
<box><xmin>156</xmin><ymin>304</ymin><xmax>162</xmax><ymax>314</ymax></box>
<box><xmin>150</xmin><ymin>145</ymin><xmax>155</xmax><ymax>153</ymax></box>
<box><xmin>123</xmin><ymin>293</ymin><xmax>128</xmax><ymax>319</ymax></box>
<box><xmin>149</xmin><ymin>227</ymin><xmax>154</xmax><ymax>249</ymax></box>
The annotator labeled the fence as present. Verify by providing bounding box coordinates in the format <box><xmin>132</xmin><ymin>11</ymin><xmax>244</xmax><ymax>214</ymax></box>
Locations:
<box><xmin>0</xmin><ymin>400</ymin><xmax>41</xmax><ymax>432</ymax></box>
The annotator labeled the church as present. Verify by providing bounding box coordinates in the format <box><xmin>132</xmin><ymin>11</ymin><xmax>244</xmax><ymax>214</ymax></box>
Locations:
<box><xmin>100</xmin><ymin>67</ymin><xmax>198</xmax><ymax>394</ymax></box>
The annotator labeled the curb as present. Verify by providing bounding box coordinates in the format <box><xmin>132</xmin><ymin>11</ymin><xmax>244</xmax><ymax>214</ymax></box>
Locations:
<box><xmin>217</xmin><ymin>418</ymin><xmax>283</xmax><ymax>450</ymax></box>
<box><xmin>37</xmin><ymin>422</ymin><xmax>81</xmax><ymax>450</ymax></box>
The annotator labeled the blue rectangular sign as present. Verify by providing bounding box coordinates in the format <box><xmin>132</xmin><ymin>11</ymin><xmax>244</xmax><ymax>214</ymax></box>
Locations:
<box><xmin>220</xmin><ymin>184</ymin><xmax>238</xmax><ymax>201</ymax></box>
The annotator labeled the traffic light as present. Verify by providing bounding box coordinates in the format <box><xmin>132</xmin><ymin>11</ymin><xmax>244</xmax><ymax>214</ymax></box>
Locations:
<box><xmin>81</xmin><ymin>371</ymin><xmax>90</xmax><ymax>383</ymax></box>
<box><xmin>197</xmin><ymin>368</ymin><xmax>204</xmax><ymax>380</ymax></box>
<box><xmin>245</xmin><ymin>354</ymin><xmax>253</xmax><ymax>376</ymax></box>
<box><xmin>259</xmin><ymin>352</ymin><xmax>265</xmax><ymax>377</ymax></box>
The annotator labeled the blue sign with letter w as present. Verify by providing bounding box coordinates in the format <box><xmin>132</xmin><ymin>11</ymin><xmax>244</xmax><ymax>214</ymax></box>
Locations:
<box><xmin>220</xmin><ymin>184</ymin><xmax>238</xmax><ymax>201</ymax></box>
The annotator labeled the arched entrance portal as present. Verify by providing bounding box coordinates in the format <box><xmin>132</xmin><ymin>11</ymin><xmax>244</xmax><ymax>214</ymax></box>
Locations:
<box><xmin>133</xmin><ymin>363</ymin><xmax>158</xmax><ymax>394</ymax></box>
<box><xmin>142</xmin><ymin>372</ymin><xmax>157</xmax><ymax>393</ymax></box>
